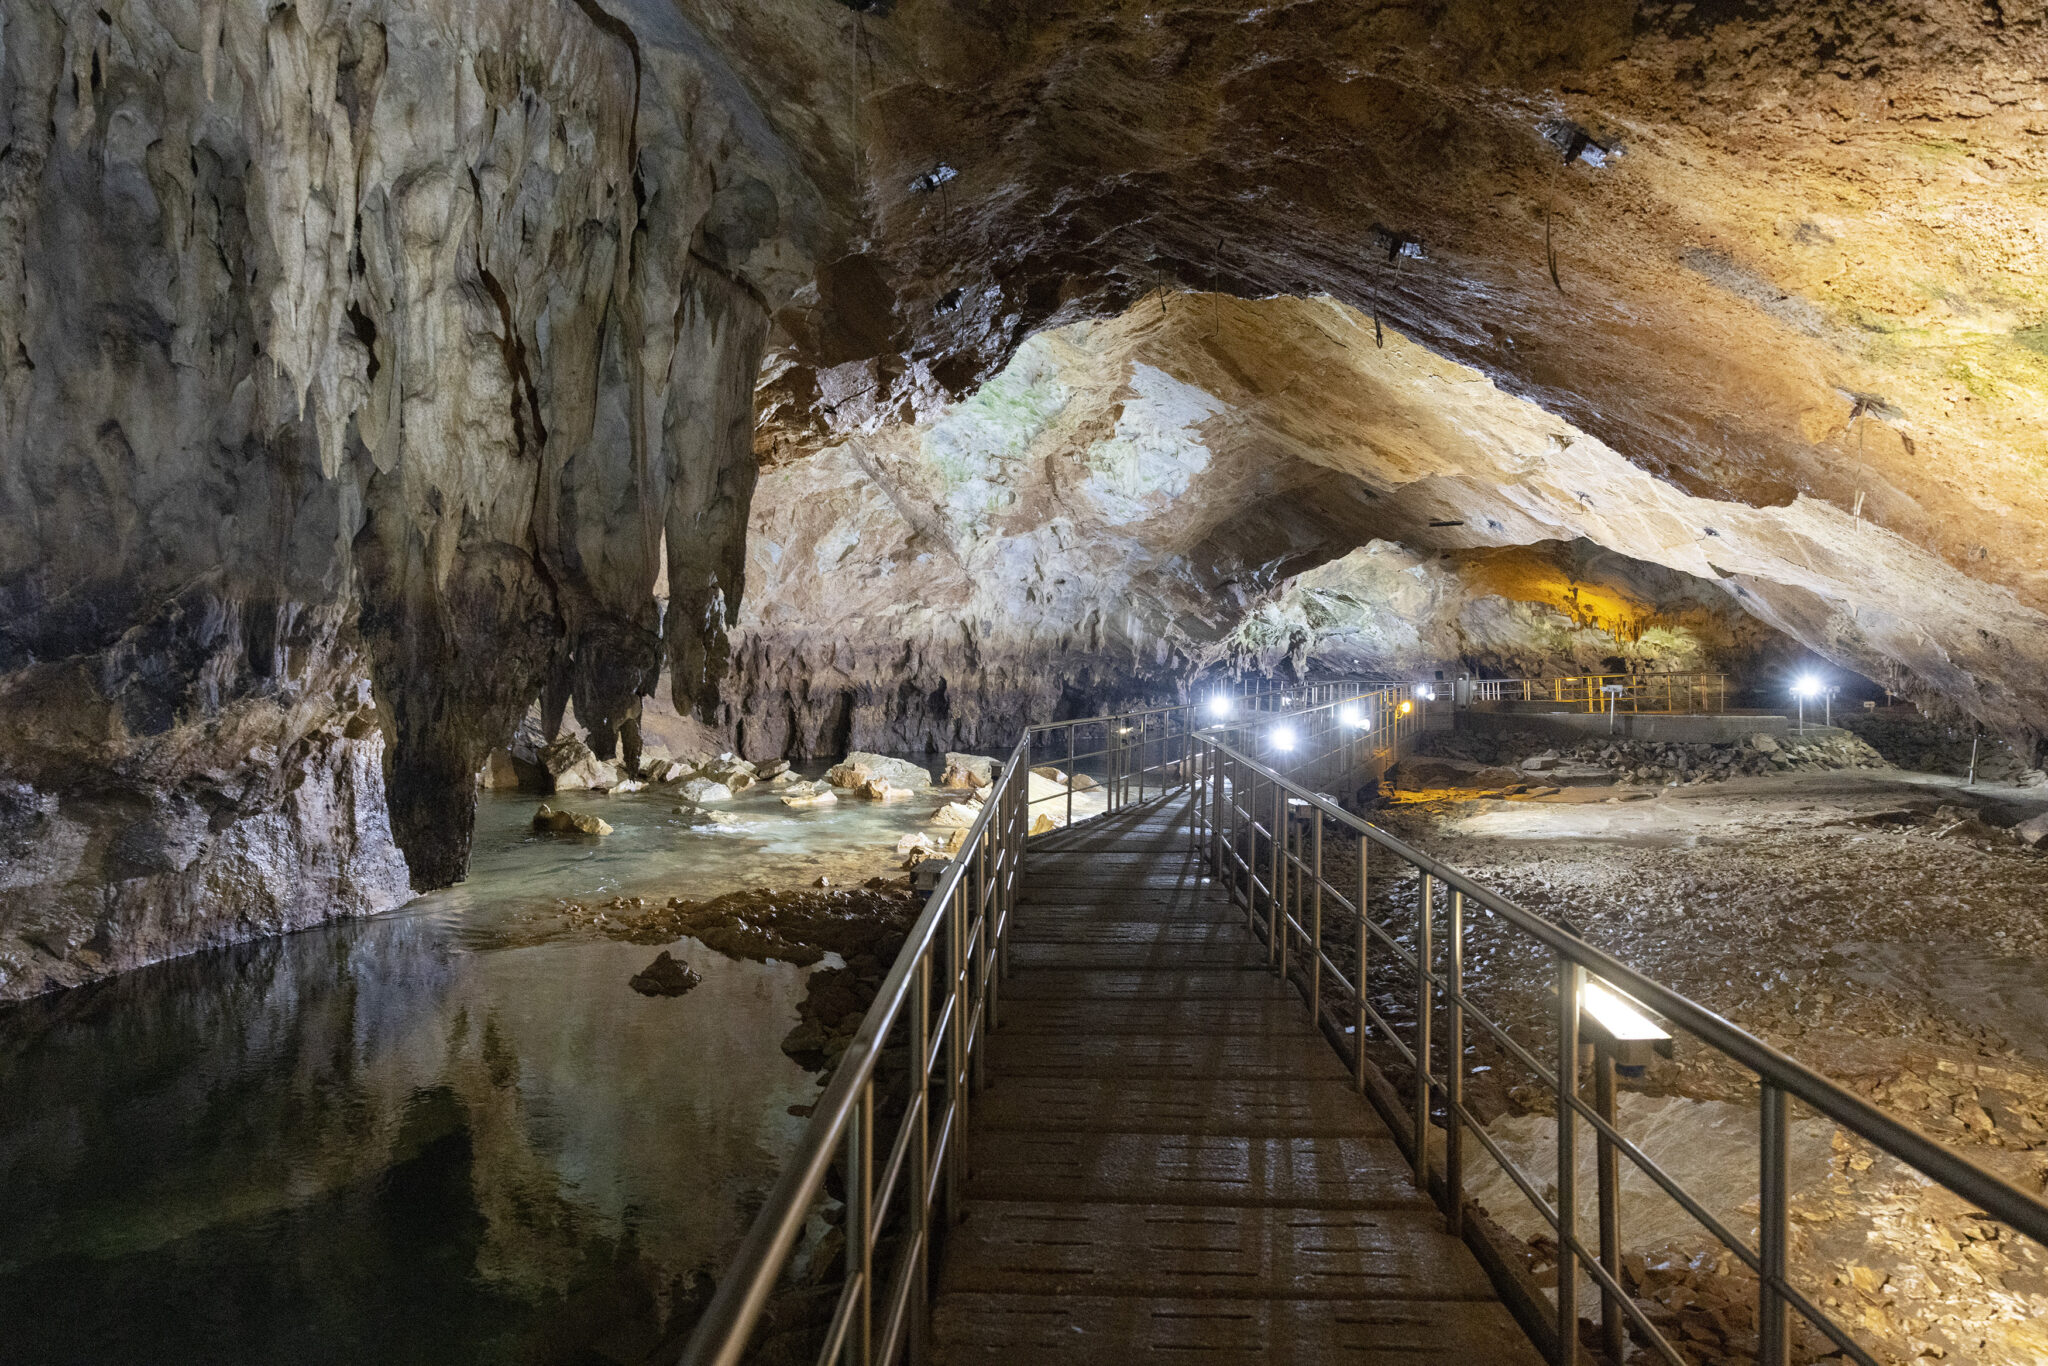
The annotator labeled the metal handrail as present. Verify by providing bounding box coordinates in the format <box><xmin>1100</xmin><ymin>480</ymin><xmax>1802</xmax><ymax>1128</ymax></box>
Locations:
<box><xmin>1190</xmin><ymin>693</ymin><xmax>2048</xmax><ymax>1366</ymax></box>
<box><xmin>1464</xmin><ymin>671</ymin><xmax>1727</xmax><ymax>714</ymax></box>
<box><xmin>677</xmin><ymin>678</ymin><xmax>1400</xmax><ymax>1366</ymax></box>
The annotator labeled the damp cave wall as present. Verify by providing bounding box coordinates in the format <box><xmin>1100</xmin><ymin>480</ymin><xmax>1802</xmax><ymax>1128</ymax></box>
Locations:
<box><xmin>0</xmin><ymin>0</ymin><xmax>839</xmax><ymax>998</ymax></box>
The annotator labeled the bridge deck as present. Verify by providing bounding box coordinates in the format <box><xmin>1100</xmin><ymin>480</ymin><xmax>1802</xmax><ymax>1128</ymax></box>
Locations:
<box><xmin>932</xmin><ymin>797</ymin><xmax>1543</xmax><ymax>1364</ymax></box>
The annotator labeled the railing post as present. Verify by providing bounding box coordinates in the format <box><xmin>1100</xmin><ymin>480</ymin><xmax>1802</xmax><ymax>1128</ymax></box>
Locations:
<box><xmin>1593</xmin><ymin>1036</ymin><xmax>1623</xmax><ymax>1366</ymax></box>
<box><xmin>947</xmin><ymin>869</ymin><xmax>968</xmax><ymax>1225</ymax></box>
<box><xmin>1759</xmin><ymin>1082</ymin><xmax>1792</xmax><ymax>1366</ymax></box>
<box><xmin>909</xmin><ymin>954</ymin><xmax>931</xmax><ymax>1366</ymax></box>
<box><xmin>1309</xmin><ymin>807</ymin><xmax>1323</xmax><ymax>1027</ymax></box>
<box><xmin>1414</xmin><ymin>871</ymin><xmax>1433</xmax><ymax>1188</ymax></box>
<box><xmin>1065</xmin><ymin>725</ymin><xmax>1075</xmax><ymax>827</ymax></box>
<box><xmin>1355</xmin><ymin>829</ymin><xmax>1369</xmax><ymax>1094</ymax></box>
<box><xmin>1269</xmin><ymin>781</ymin><xmax>1284</xmax><ymax>963</ymax></box>
<box><xmin>1445</xmin><ymin>888</ymin><xmax>1464</xmax><ymax>1238</ymax></box>
<box><xmin>850</xmin><ymin>1078</ymin><xmax>874</xmax><ymax>1365</ymax></box>
<box><xmin>1557</xmin><ymin>957</ymin><xmax>1582</xmax><ymax>1366</ymax></box>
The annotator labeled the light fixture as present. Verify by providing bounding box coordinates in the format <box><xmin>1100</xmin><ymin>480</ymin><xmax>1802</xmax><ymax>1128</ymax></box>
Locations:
<box><xmin>1206</xmin><ymin>695</ymin><xmax>1233</xmax><ymax>720</ymax></box>
<box><xmin>1792</xmin><ymin>675</ymin><xmax>1821</xmax><ymax>699</ymax></box>
<box><xmin>1580</xmin><ymin>976</ymin><xmax>1672</xmax><ymax>1070</ymax></box>
<box><xmin>1398</xmin><ymin>700</ymin><xmax>1414</xmax><ymax>717</ymax></box>
<box><xmin>1339</xmin><ymin>705</ymin><xmax>1364</xmax><ymax>728</ymax></box>
<box><xmin>1271</xmin><ymin>725</ymin><xmax>1297</xmax><ymax>752</ymax></box>
<box><xmin>1417</xmin><ymin>684</ymin><xmax>1436</xmax><ymax>701</ymax></box>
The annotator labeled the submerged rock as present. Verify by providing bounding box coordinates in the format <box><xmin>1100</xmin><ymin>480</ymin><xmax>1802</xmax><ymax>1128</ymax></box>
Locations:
<box><xmin>780</xmin><ymin>780</ymin><xmax>838</xmax><ymax>808</ymax></box>
<box><xmin>533</xmin><ymin>804</ymin><xmax>613</xmax><ymax>836</ymax></box>
<box><xmin>628</xmin><ymin>951</ymin><xmax>702</xmax><ymax>997</ymax></box>
<box><xmin>859</xmin><ymin>778</ymin><xmax>916</xmax><ymax>803</ymax></box>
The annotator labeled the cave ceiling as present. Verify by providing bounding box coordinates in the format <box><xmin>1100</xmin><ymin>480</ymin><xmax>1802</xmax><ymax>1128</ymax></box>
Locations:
<box><xmin>747</xmin><ymin>0</ymin><xmax>2048</xmax><ymax>749</ymax></box>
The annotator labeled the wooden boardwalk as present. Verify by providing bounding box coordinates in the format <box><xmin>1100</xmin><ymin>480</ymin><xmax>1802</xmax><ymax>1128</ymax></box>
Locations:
<box><xmin>931</xmin><ymin>796</ymin><xmax>1543</xmax><ymax>1364</ymax></box>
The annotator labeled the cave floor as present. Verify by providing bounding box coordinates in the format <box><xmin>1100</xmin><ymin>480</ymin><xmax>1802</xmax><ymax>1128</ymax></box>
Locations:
<box><xmin>1371</xmin><ymin>768</ymin><xmax>2048</xmax><ymax>1365</ymax></box>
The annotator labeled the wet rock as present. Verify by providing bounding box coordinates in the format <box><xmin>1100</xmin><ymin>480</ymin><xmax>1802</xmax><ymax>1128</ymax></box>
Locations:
<box><xmin>828</xmin><ymin>753</ymin><xmax>932</xmax><ymax>790</ymax></box>
<box><xmin>1031</xmin><ymin>766</ymin><xmax>1069</xmax><ymax>785</ymax></box>
<box><xmin>544</xmin><ymin>738</ymin><xmax>619</xmax><ymax>793</ymax></box>
<box><xmin>859</xmin><ymin>779</ymin><xmax>916</xmax><ymax>803</ymax></box>
<box><xmin>679</xmin><ymin>778</ymin><xmax>734</xmax><ymax>804</ymax></box>
<box><xmin>941</xmin><ymin>753</ymin><xmax>1000</xmax><ymax>790</ymax></box>
<box><xmin>759</xmin><ymin>760</ymin><xmax>792</xmax><ymax>780</ymax></box>
<box><xmin>779</xmin><ymin>780</ymin><xmax>838</xmax><ymax>808</ymax></box>
<box><xmin>533</xmin><ymin>804</ymin><xmax>613</xmax><ymax>836</ymax></box>
<box><xmin>628</xmin><ymin>951</ymin><xmax>702</xmax><ymax>997</ymax></box>
<box><xmin>931</xmin><ymin>802</ymin><xmax>981</xmax><ymax>829</ymax></box>
<box><xmin>1070</xmin><ymin>773</ymin><xmax>1101</xmax><ymax>793</ymax></box>
<box><xmin>1393</xmin><ymin>757</ymin><xmax>1524</xmax><ymax>791</ymax></box>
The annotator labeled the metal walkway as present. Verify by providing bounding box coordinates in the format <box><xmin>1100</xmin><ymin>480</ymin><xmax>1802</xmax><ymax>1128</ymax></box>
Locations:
<box><xmin>930</xmin><ymin>795</ymin><xmax>1542</xmax><ymax>1363</ymax></box>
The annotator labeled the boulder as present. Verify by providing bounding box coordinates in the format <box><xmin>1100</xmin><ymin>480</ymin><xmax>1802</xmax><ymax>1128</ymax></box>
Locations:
<box><xmin>768</xmin><ymin>770</ymin><xmax>801</xmax><ymax>787</ymax></box>
<box><xmin>931</xmin><ymin>801</ymin><xmax>981</xmax><ymax>828</ymax></box>
<box><xmin>2015</xmin><ymin>812</ymin><xmax>2048</xmax><ymax>848</ymax></box>
<box><xmin>758</xmin><ymin>759</ymin><xmax>792</xmax><ymax>780</ymax></box>
<box><xmin>1031</xmin><ymin>765</ymin><xmax>1068</xmax><ymax>784</ymax></box>
<box><xmin>897</xmin><ymin>831</ymin><xmax>945</xmax><ymax>856</ymax></box>
<box><xmin>1750</xmin><ymin>734</ymin><xmax>1781</xmax><ymax>754</ymax></box>
<box><xmin>941</xmin><ymin>752</ymin><xmax>1000</xmax><ymax>790</ymax></box>
<box><xmin>829</xmin><ymin>751</ymin><xmax>933</xmax><ymax>790</ymax></box>
<box><xmin>780</xmin><ymin>781</ymin><xmax>838</xmax><ymax>809</ymax></box>
<box><xmin>680</xmin><ymin>778</ymin><xmax>734</xmax><ymax>803</ymax></box>
<box><xmin>1029</xmin><ymin>813</ymin><xmax>1059</xmax><ymax>836</ymax></box>
<box><xmin>860</xmin><ymin>778</ymin><xmax>917</xmax><ymax>803</ymax></box>
<box><xmin>543</xmin><ymin>737</ymin><xmax>618</xmax><ymax>791</ymax></box>
<box><xmin>1026</xmin><ymin>771</ymin><xmax>1068</xmax><ymax>804</ymax></box>
<box><xmin>1520</xmin><ymin>754</ymin><xmax>1559</xmax><ymax>772</ymax></box>
<box><xmin>629</xmin><ymin>951</ymin><xmax>702</xmax><ymax>997</ymax></box>
<box><xmin>1069</xmin><ymin>773</ymin><xmax>1100</xmax><ymax>792</ymax></box>
<box><xmin>533</xmin><ymin>803</ymin><xmax>613</xmax><ymax>836</ymax></box>
<box><xmin>610</xmin><ymin>778</ymin><xmax>646</xmax><ymax>794</ymax></box>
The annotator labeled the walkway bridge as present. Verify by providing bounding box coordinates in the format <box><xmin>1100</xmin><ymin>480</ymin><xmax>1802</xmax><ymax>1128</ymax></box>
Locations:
<box><xmin>682</xmin><ymin>686</ymin><xmax>2048</xmax><ymax>1366</ymax></box>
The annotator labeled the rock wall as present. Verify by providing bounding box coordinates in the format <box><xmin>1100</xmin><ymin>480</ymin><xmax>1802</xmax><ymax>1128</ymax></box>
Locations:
<box><xmin>0</xmin><ymin>0</ymin><xmax>845</xmax><ymax>997</ymax></box>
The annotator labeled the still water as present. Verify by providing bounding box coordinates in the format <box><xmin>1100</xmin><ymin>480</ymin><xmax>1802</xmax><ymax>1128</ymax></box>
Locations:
<box><xmin>0</xmin><ymin>779</ymin><xmax>939</xmax><ymax>1366</ymax></box>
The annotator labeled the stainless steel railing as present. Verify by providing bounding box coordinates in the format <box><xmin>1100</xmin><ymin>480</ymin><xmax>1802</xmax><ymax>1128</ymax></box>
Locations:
<box><xmin>1191</xmin><ymin>693</ymin><xmax>2048</xmax><ymax>1366</ymax></box>
<box><xmin>679</xmin><ymin>681</ymin><xmax>1400</xmax><ymax>1366</ymax></box>
<box><xmin>1464</xmin><ymin>672</ymin><xmax>1728</xmax><ymax>713</ymax></box>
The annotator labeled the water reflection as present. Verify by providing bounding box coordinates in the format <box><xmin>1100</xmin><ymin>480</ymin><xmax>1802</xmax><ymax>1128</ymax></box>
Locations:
<box><xmin>0</xmin><ymin>778</ymin><xmax>945</xmax><ymax>1365</ymax></box>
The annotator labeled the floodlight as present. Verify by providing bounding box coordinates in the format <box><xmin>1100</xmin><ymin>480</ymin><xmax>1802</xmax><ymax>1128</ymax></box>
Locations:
<box><xmin>1340</xmin><ymin>705</ymin><xmax>1364</xmax><ymax>728</ymax></box>
<box><xmin>1206</xmin><ymin>695</ymin><xmax>1232</xmax><ymax>720</ymax></box>
<box><xmin>1792</xmin><ymin>675</ymin><xmax>1821</xmax><ymax>699</ymax></box>
<box><xmin>1271</xmin><ymin>725</ymin><xmax>1298</xmax><ymax>752</ymax></box>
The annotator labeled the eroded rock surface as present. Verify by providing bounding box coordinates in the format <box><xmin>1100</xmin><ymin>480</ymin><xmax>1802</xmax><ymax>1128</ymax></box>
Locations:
<box><xmin>0</xmin><ymin>0</ymin><xmax>844</xmax><ymax>994</ymax></box>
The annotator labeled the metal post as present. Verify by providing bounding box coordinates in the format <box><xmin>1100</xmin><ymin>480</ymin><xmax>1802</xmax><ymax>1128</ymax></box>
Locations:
<box><xmin>1759</xmin><ymin>1082</ymin><xmax>1791</xmax><ymax>1366</ymax></box>
<box><xmin>1355</xmin><ymin>829</ymin><xmax>1370</xmax><ymax>1094</ymax></box>
<box><xmin>1445</xmin><ymin>888</ymin><xmax>1465</xmax><ymax>1238</ymax></box>
<box><xmin>909</xmin><ymin>955</ymin><xmax>931</xmax><ymax>1366</ymax></box>
<box><xmin>1594</xmin><ymin>1037</ymin><xmax>1623</xmax><ymax>1365</ymax></box>
<box><xmin>1066</xmin><ymin>725</ymin><xmax>1075</xmax><ymax>827</ymax></box>
<box><xmin>850</xmin><ymin>1079</ymin><xmax>874</xmax><ymax>1365</ymax></box>
<box><xmin>947</xmin><ymin>874</ymin><xmax>967</xmax><ymax>1225</ymax></box>
<box><xmin>1413</xmin><ymin>872</ymin><xmax>1433</xmax><ymax>1186</ymax></box>
<box><xmin>1269</xmin><ymin>782</ymin><xmax>1285</xmax><ymax>964</ymax></box>
<box><xmin>1309</xmin><ymin>808</ymin><xmax>1324</xmax><ymax>1026</ymax></box>
<box><xmin>1557</xmin><ymin>957</ymin><xmax>1582</xmax><ymax>1366</ymax></box>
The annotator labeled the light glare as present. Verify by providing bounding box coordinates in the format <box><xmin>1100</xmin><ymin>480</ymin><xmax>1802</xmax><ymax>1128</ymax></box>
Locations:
<box><xmin>1793</xmin><ymin>674</ymin><xmax>1821</xmax><ymax>698</ymax></box>
<box><xmin>1340</xmin><ymin>705</ymin><xmax>1363</xmax><ymax>728</ymax></box>
<box><xmin>1271</xmin><ymin>725</ymin><xmax>1298</xmax><ymax>752</ymax></box>
<box><xmin>1206</xmin><ymin>695</ymin><xmax>1232</xmax><ymax>719</ymax></box>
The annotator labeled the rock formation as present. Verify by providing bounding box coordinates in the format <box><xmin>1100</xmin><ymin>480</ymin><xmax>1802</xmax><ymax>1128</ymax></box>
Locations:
<box><xmin>0</xmin><ymin>0</ymin><xmax>845</xmax><ymax>995</ymax></box>
<box><xmin>11</xmin><ymin>0</ymin><xmax>2048</xmax><ymax>992</ymax></box>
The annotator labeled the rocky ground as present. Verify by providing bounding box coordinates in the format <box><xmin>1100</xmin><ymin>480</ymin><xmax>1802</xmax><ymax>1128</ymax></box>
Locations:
<box><xmin>1344</xmin><ymin>750</ymin><xmax>2048</xmax><ymax>1366</ymax></box>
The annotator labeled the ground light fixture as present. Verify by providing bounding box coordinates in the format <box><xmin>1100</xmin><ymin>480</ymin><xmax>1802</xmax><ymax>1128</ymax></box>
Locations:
<box><xmin>1580</xmin><ymin>976</ymin><xmax>1672</xmax><ymax>1069</ymax></box>
<box><xmin>1270</xmin><ymin>724</ymin><xmax>1297</xmax><ymax>752</ymax></box>
<box><xmin>1792</xmin><ymin>673</ymin><xmax>1822</xmax><ymax>732</ymax></box>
